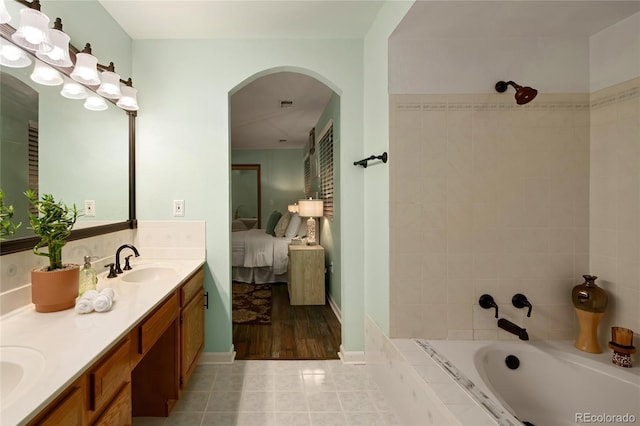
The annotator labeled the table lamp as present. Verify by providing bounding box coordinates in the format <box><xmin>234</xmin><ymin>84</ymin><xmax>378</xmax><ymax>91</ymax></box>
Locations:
<box><xmin>298</xmin><ymin>198</ymin><xmax>323</xmax><ymax>245</ymax></box>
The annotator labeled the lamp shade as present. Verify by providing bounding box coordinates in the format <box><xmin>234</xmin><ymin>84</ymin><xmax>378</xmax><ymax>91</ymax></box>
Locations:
<box><xmin>60</xmin><ymin>77</ymin><xmax>88</xmax><ymax>99</ymax></box>
<box><xmin>70</xmin><ymin>52</ymin><xmax>100</xmax><ymax>85</ymax></box>
<box><xmin>30</xmin><ymin>61</ymin><xmax>63</xmax><ymax>86</ymax></box>
<box><xmin>84</xmin><ymin>95</ymin><xmax>108</xmax><ymax>111</ymax></box>
<box><xmin>0</xmin><ymin>40</ymin><xmax>32</xmax><ymax>68</ymax></box>
<box><xmin>298</xmin><ymin>199</ymin><xmax>323</xmax><ymax>218</ymax></box>
<box><xmin>97</xmin><ymin>70</ymin><xmax>122</xmax><ymax>99</ymax></box>
<box><xmin>287</xmin><ymin>203</ymin><xmax>298</xmax><ymax>213</ymax></box>
<box><xmin>11</xmin><ymin>8</ymin><xmax>52</xmax><ymax>52</ymax></box>
<box><xmin>116</xmin><ymin>85</ymin><xmax>139</xmax><ymax>111</ymax></box>
<box><xmin>36</xmin><ymin>28</ymin><xmax>72</xmax><ymax>67</ymax></box>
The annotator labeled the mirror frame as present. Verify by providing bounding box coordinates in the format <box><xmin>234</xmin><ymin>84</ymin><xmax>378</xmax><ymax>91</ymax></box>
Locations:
<box><xmin>0</xmin><ymin>23</ymin><xmax>137</xmax><ymax>256</ymax></box>
<box><xmin>232</xmin><ymin>164</ymin><xmax>261</xmax><ymax>228</ymax></box>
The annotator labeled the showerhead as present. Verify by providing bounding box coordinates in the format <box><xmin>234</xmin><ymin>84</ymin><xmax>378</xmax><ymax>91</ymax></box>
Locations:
<box><xmin>495</xmin><ymin>80</ymin><xmax>538</xmax><ymax>105</ymax></box>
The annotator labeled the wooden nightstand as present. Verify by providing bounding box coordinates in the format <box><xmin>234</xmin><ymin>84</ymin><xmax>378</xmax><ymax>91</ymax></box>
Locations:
<box><xmin>287</xmin><ymin>244</ymin><xmax>325</xmax><ymax>305</ymax></box>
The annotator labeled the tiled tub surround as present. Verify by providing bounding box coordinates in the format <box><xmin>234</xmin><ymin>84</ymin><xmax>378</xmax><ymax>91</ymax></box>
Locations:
<box><xmin>389</xmin><ymin>92</ymin><xmax>591</xmax><ymax>341</ymax></box>
<box><xmin>366</xmin><ymin>317</ymin><xmax>640</xmax><ymax>426</ymax></box>
<box><xmin>589</xmin><ymin>78</ymin><xmax>640</xmax><ymax>342</ymax></box>
<box><xmin>0</xmin><ymin>256</ymin><xmax>205</xmax><ymax>424</ymax></box>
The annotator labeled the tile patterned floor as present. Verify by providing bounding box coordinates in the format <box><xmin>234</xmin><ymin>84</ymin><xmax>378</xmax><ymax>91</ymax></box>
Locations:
<box><xmin>132</xmin><ymin>360</ymin><xmax>401</xmax><ymax>426</ymax></box>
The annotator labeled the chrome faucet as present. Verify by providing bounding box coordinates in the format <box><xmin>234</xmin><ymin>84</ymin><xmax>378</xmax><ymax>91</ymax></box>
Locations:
<box><xmin>498</xmin><ymin>318</ymin><xmax>529</xmax><ymax>340</ymax></box>
<box><xmin>115</xmin><ymin>244</ymin><xmax>140</xmax><ymax>274</ymax></box>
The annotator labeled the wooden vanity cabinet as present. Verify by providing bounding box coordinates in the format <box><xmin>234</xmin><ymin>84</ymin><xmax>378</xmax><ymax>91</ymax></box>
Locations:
<box><xmin>28</xmin><ymin>265</ymin><xmax>205</xmax><ymax>425</ymax></box>
<box><xmin>179</xmin><ymin>267</ymin><xmax>205</xmax><ymax>390</ymax></box>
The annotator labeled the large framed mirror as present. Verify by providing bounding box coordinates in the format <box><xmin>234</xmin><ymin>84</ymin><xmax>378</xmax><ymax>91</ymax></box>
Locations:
<box><xmin>0</xmin><ymin>23</ymin><xmax>136</xmax><ymax>255</ymax></box>
<box><xmin>231</xmin><ymin>164</ymin><xmax>261</xmax><ymax>229</ymax></box>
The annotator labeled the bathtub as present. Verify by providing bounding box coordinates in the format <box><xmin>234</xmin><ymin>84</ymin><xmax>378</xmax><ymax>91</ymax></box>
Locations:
<box><xmin>416</xmin><ymin>340</ymin><xmax>640</xmax><ymax>426</ymax></box>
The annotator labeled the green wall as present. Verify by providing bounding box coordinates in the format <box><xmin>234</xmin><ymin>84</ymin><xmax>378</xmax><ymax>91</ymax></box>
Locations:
<box><xmin>133</xmin><ymin>39</ymin><xmax>366</xmax><ymax>353</ymax></box>
<box><xmin>232</xmin><ymin>149</ymin><xmax>305</xmax><ymax>226</ymax></box>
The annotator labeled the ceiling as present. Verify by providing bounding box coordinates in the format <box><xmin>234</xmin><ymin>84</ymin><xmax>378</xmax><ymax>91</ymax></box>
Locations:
<box><xmin>98</xmin><ymin>0</ymin><xmax>640</xmax><ymax>150</ymax></box>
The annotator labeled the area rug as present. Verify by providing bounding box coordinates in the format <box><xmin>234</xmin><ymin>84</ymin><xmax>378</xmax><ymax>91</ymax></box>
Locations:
<box><xmin>232</xmin><ymin>282</ymin><xmax>272</xmax><ymax>325</ymax></box>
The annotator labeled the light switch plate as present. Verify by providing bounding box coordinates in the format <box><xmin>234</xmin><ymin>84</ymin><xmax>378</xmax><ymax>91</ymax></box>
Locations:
<box><xmin>173</xmin><ymin>200</ymin><xmax>185</xmax><ymax>217</ymax></box>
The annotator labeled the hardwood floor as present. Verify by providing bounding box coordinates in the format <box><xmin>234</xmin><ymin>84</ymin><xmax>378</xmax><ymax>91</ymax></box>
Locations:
<box><xmin>233</xmin><ymin>283</ymin><xmax>341</xmax><ymax>360</ymax></box>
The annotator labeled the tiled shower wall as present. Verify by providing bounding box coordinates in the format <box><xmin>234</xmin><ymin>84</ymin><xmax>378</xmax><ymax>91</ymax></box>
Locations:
<box><xmin>389</xmin><ymin>93</ymin><xmax>591</xmax><ymax>340</ymax></box>
<box><xmin>590</xmin><ymin>77</ymin><xmax>640</xmax><ymax>340</ymax></box>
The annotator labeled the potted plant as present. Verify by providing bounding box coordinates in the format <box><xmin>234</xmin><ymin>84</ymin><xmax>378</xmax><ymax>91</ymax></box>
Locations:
<box><xmin>0</xmin><ymin>189</ymin><xmax>21</xmax><ymax>240</ymax></box>
<box><xmin>26</xmin><ymin>190</ymin><xmax>80</xmax><ymax>313</ymax></box>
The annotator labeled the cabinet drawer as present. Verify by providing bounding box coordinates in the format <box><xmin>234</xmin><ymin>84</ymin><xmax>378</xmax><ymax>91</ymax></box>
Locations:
<box><xmin>31</xmin><ymin>384</ymin><xmax>83</xmax><ymax>426</ymax></box>
<box><xmin>92</xmin><ymin>383</ymin><xmax>131</xmax><ymax>426</ymax></box>
<box><xmin>139</xmin><ymin>292</ymin><xmax>178</xmax><ymax>355</ymax></box>
<box><xmin>181</xmin><ymin>267</ymin><xmax>204</xmax><ymax>307</ymax></box>
<box><xmin>89</xmin><ymin>339</ymin><xmax>130</xmax><ymax>412</ymax></box>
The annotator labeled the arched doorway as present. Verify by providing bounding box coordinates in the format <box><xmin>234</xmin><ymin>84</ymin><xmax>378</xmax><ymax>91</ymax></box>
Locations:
<box><xmin>229</xmin><ymin>69</ymin><xmax>342</xmax><ymax>360</ymax></box>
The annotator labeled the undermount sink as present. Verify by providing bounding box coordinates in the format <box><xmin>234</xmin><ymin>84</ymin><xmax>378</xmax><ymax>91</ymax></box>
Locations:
<box><xmin>1</xmin><ymin>346</ymin><xmax>46</xmax><ymax>409</ymax></box>
<box><xmin>121</xmin><ymin>266</ymin><xmax>179</xmax><ymax>283</ymax></box>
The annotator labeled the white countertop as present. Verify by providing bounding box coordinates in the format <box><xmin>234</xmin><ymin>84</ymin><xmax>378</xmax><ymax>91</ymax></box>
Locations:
<box><xmin>0</xmin><ymin>257</ymin><xmax>205</xmax><ymax>426</ymax></box>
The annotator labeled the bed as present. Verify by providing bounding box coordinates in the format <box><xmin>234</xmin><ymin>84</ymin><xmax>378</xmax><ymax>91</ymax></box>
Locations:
<box><xmin>232</xmin><ymin>212</ymin><xmax>306</xmax><ymax>284</ymax></box>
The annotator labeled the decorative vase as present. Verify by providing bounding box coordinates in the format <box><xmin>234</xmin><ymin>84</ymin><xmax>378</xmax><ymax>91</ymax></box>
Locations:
<box><xmin>31</xmin><ymin>264</ymin><xmax>80</xmax><ymax>313</ymax></box>
<box><xmin>572</xmin><ymin>275</ymin><xmax>608</xmax><ymax>353</ymax></box>
<box><xmin>608</xmin><ymin>327</ymin><xmax>636</xmax><ymax>368</ymax></box>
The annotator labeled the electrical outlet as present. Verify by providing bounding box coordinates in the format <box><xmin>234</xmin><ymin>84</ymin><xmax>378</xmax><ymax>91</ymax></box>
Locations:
<box><xmin>84</xmin><ymin>200</ymin><xmax>96</xmax><ymax>217</ymax></box>
<box><xmin>173</xmin><ymin>200</ymin><xmax>185</xmax><ymax>217</ymax></box>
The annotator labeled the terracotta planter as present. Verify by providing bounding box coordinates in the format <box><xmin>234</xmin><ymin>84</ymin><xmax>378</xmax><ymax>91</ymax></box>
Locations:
<box><xmin>31</xmin><ymin>264</ymin><xmax>80</xmax><ymax>313</ymax></box>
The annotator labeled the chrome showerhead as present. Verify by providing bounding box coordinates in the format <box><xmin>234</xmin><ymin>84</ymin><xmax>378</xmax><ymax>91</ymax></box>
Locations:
<box><xmin>495</xmin><ymin>80</ymin><xmax>538</xmax><ymax>105</ymax></box>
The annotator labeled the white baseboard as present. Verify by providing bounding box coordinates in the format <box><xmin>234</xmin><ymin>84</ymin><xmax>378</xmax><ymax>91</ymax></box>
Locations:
<box><xmin>198</xmin><ymin>347</ymin><xmax>236</xmax><ymax>364</ymax></box>
<box><xmin>327</xmin><ymin>293</ymin><xmax>341</xmax><ymax>323</ymax></box>
<box><xmin>338</xmin><ymin>344</ymin><xmax>365</xmax><ymax>364</ymax></box>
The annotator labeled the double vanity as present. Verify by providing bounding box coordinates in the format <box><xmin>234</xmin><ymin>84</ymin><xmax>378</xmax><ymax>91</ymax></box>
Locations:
<box><xmin>0</xmin><ymin>257</ymin><xmax>205</xmax><ymax>425</ymax></box>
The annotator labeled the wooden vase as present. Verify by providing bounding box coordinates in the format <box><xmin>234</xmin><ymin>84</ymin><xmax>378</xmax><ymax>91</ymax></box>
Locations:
<box><xmin>31</xmin><ymin>264</ymin><xmax>80</xmax><ymax>313</ymax></box>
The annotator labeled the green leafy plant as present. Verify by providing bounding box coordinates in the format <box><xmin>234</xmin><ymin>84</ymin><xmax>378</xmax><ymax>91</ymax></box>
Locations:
<box><xmin>25</xmin><ymin>190</ymin><xmax>80</xmax><ymax>271</ymax></box>
<box><xmin>0</xmin><ymin>189</ymin><xmax>21</xmax><ymax>240</ymax></box>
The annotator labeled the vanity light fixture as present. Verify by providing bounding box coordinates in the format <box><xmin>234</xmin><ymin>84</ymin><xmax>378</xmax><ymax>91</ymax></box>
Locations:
<box><xmin>60</xmin><ymin>76</ymin><xmax>88</xmax><ymax>99</ymax></box>
<box><xmin>3</xmin><ymin>0</ymin><xmax>140</xmax><ymax>111</ymax></box>
<box><xmin>0</xmin><ymin>38</ymin><xmax>31</xmax><ymax>67</ymax></box>
<box><xmin>298</xmin><ymin>198</ymin><xmax>323</xmax><ymax>245</ymax></box>
<box><xmin>0</xmin><ymin>0</ymin><xmax>11</xmax><ymax>24</ymax></box>
<box><xmin>70</xmin><ymin>44</ymin><xmax>100</xmax><ymax>86</ymax></box>
<box><xmin>35</xmin><ymin>18</ymin><xmax>72</xmax><ymax>67</ymax></box>
<box><xmin>116</xmin><ymin>80</ymin><xmax>139</xmax><ymax>111</ymax></box>
<box><xmin>30</xmin><ymin>59</ymin><xmax>62</xmax><ymax>86</ymax></box>
<box><xmin>11</xmin><ymin>2</ymin><xmax>52</xmax><ymax>53</ymax></box>
<box><xmin>84</xmin><ymin>95</ymin><xmax>108</xmax><ymax>111</ymax></box>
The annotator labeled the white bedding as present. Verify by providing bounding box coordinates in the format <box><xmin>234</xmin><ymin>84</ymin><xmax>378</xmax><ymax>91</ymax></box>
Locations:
<box><xmin>232</xmin><ymin>229</ymin><xmax>291</xmax><ymax>276</ymax></box>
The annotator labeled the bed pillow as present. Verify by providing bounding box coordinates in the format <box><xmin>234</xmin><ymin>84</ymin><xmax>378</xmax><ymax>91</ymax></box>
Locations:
<box><xmin>296</xmin><ymin>218</ymin><xmax>307</xmax><ymax>237</ymax></box>
<box><xmin>274</xmin><ymin>211</ymin><xmax>292</xmax><ymax>237</ymax></box>
<box><xmin>265</xmin><ymin>210</ymin><xmax>282</xmax><ymax>236</ymax></box>
<box><xmin>284</xmin><ymin>213</ymin><xmax>301</xmax><ymax>238</ymax></box>
<box><xmin>232</xmin><ymin>219</ymin><xmax>248</xmax><ymax>232</ymax></box>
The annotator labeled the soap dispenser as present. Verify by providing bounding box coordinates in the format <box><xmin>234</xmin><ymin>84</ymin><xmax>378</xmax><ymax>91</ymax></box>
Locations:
<box><xmin>79</xmin><ymin>256</ymin><xmax>98</xmax><ymax>296</ymax></box>
<box><xmin>572</xmin><ymin>274</ymin><xmax>608</xmax><ymax>353</ymax></box>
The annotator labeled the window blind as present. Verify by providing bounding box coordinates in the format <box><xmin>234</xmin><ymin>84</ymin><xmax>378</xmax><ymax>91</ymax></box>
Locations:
<box><xmin>318</xmin><ymin>124</ymin><xmax>334</xmax><ymax>219</ymax></box>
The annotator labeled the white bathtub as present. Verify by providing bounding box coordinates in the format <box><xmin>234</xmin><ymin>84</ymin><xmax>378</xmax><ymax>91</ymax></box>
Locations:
<box><xmin>417</xmin><ymin>340</ymin><xmax>640</xmax><ymax>426</ymax></box>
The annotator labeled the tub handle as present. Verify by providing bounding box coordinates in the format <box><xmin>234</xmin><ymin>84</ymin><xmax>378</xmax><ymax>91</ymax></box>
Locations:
<box><xmin>479</xmin><ymin>294</ymin><xmax>499</xmax><ymax>318</ymax></box>
<box><xmin>512</xmin><ymin>293</ymin><xmax>533</xmax><ymax>317</ymax></box>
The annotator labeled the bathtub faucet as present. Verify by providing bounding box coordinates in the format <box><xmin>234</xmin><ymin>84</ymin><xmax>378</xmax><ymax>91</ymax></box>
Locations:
<box><xmin>497</xmin><ymin>318</ymin><xmax>529</xmax><ymax>340</ymax></box>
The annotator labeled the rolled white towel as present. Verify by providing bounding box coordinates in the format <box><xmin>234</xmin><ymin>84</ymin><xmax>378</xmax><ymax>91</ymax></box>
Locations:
<box><xmin>82</xmin><ymin>289</ymin><xmax>100</xmax><ymax>301</ymax></box>
<box><xmin>75</xmin><ymin>297</ymin><xmax>94</xmax><ymax>314</ymax></box>
<box><xmin>100</xmin><ymin>288</ymin><xmax>115</xmax><ymax>301</ymax></box>
<box><xmin>93</xmin><ymin>294</ymin><xmax>113</xmax><ymax>313</ymax></box>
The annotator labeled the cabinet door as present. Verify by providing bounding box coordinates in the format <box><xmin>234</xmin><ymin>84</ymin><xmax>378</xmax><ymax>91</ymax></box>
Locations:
<box><xmin>92</xmin><ymin>383</ymin><xmax>131</xmax><ymax>426</ymax></box>
<box><xmin>181</xmin><ymin>287</ymin><xmax>204</xmax><ymax>388</ymax></box>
